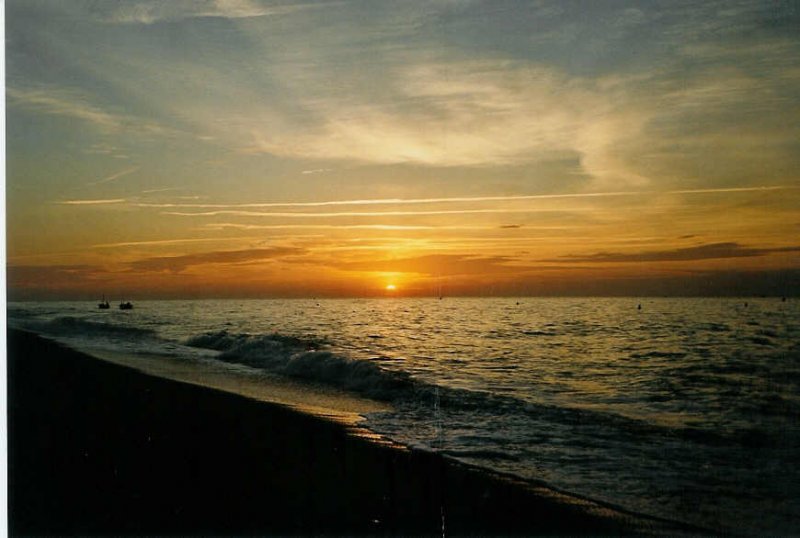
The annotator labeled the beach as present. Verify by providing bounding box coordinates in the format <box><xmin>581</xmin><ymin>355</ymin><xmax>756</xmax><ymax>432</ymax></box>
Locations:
<box><xmin>7</xmin><ymin>328</ymin><xmax>698</xmax><ymax>536</ymax></box>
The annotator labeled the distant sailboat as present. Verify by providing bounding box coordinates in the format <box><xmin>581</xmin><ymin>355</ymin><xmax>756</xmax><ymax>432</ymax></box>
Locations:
<box><xmin>98</xmin><ymin>295</ymin><xmax>110</xmax><ymax>309</ymax></box>
<box><xmin>119</xmin><ymin>300</ymin><xmax>133</xmax><ymax>310</ymax></box>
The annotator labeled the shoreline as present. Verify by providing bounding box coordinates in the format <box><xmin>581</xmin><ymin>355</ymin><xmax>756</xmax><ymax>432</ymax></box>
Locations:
<box><xmin>81</xmin><ymin>345</ymin><xmax>393</xmax><ymax>434</ymax></box>
<box><xmin>8</xmin><ymin>328</ymin><xmax>703</xmax><ymax>536</ymax></box>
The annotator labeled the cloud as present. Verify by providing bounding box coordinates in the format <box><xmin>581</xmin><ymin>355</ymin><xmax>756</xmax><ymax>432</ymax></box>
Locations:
<box><xmin>135</xmin><ymin>191</ymin><xmax>635</xmax><ymax>209</ymax></box>
<box><xmin>7</xmin><ymin>87</ymin><xmax>175</xmax><ymax>136</ymax></box>
<box><xmin>235</xmin><ymin>8</ymin><xmax>797</xmax><ymax>182</ymax></box>
<box><xmin>153</xmin><ymin>186</ymin><xmax>795</xmax><ymax>219</ymax></box>
<box><xmin>8</xmin><ymin>87</ymin><xmax>126</xmax><ymax>130</ymax></box>
<box><xmin>93</xmin><ymin>0</ymin><xmax>330</xmax><ymax>24</ymax></box>
<box><xmin>133</xmin><ymin>185</ymin><xmax>795</xmax><ymax>209</ymax></box>
<box><xmin>91</xmin><ymin>237</ymin><xmax>255</xmax><ymax>249</ymax></box>
<box><xmin>240</xmin><ymin>50</ymin><xmax>791</xmax><ymax>186</ymax></box>
<box><xmin>58</xmin><ymin>198</ymin><xmax>128</xmax><ymax>205</ymax></box>
<box><xmin>329</xmin><ymin>254</ymin><xmax>533</xmax><ymax>276</ymax></box>
<box><xmin>202</xmin><ymin>223</ymin><xmax>481</xmax><ymax>231</ymax></box>
<box><xmin>162</xmin><ymin>208</ymin><xmax>575</xmax><ymax>218</ymax></box>
<box><xmin>548</xmin><ymin>242</ymin><xmax>800</xmax><ymax>264</ymax></box>
<box><xmin>83</xmin><ymin>143</ymin><xmax>126</xmax><ymax>158</ymax></box>
<box><xmin>87</xmin><ymin>166</ymin><xmax>140</xmax><ymax>186</ymax></box>
<box><xmin>490</xmin><ymin>268</ymin><xmax>800</xmax><ymax>298</ymax></box>
<box><xmin>8</xmin><ymin>264</ymin><xmax>96</xmax><ymax>281</ymax></box>
<box><xmin>11</xmin><ymin>1</ymin><xmax>800</xmax><ymax>196</ymax></box>
<box><xmin>141</xmin><ymin>187</ymin><xmax>183</xmax><ymax>194</ymax></box>
<box><xmin>128</xmin><ymin>246</ymin><xmax>304</xmax><ymax>273</ymax></box>
<box><xmin>499</xmin><ymin>224</ymin><xmax>523</xmax><ymax>229</ymax></box>
<box><xmin>7</xmin><ymin>264</ymin><xmax>106</xmax><ymax>296</ymax></box>
<box><xmin>246</xmin><ymin>61</ymin><xmax>613</xmax><ymax>168</ymax></box>
<box><xmin>233</xmin><ymin>53</ymin><xmax>797</xmax><ymax>189</ymax></box>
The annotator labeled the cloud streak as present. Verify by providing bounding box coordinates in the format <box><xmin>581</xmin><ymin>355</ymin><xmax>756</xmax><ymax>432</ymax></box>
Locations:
<box><xmin>202</xmin><ymin>223</ymin><xmax>487</xmax><ymax>231</ymax></box>
<box><xmin>93</xmin><ymin>0</ymin><xmax>328</xmax><ymax>24</ymax></box>
<box><xmin>58</xmin><ymin>199</ymin><xmax>128</xmax><ymax>205</ymax></box>
<box><xmin>53</xmin><ymin>185</ymin><xmax>794</xmax><ymax>213</ymax></box>
<box><xmin>7</xmin><ymin>265</ymin><xmax>107</xmax><ymax>296</ymax></box>
<box><xmin>134</xmin><ymin>185</ymin><xmax>796</xmax><ymax>210</ymax></box>
<box><xmin>128</xmin><ymin>246</ymin><xmax>305</xmax><ymax>273</ymax></box>
<box><xmin>87</xmin><ymin>166</ymin><xmax>140</xmax><ymax>186</ymax></box>
<box><xmin>330</xmin><ymin>254</ymin><xmax>533</xmax><ymax>276</ymax></box>
<box><xmin>549</xmin><ymin>243</ymin><xmax>800</xmax><ymax>264</ymax></box>
<box><xmin>162</xmin><ymin>208</ymin><xmax>574</xmax><ymax>218</ymax></box>
<box><xmin>91</xmin><ymin>237</ymin><xmax>257</xmax><ymax>249</ymax></box>
<box><xmin>7</xmin><ymin>87</ymin><xmax>173</xmax><ymax>136</ymax></box>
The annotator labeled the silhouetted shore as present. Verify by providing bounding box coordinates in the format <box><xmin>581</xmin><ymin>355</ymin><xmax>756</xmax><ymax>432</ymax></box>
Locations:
<box><xmin>7</xmin><ymin>328</ymin><xmax>701</xmax><ymax>536</ymax></box>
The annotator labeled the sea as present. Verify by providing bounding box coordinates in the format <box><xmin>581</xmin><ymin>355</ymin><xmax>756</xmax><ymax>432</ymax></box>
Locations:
<box><xmin>8</xmin><ymin>297</ymin><xmax>800</xmax><ymax>534</ymax></box>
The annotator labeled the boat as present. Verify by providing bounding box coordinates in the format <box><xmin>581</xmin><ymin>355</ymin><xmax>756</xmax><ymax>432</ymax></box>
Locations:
<box><xmin>119</xmin><ymin>300</ymin><xmax>133</xmax><ymax>310</ymax></box>
<box><xmin>98</xmin><ymin>295</ymin><xmax>110</xmax><ymax>309</ymax></box>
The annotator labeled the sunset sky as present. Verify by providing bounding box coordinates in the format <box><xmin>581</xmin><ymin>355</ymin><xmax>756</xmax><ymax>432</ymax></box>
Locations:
<box><xmin>7</xmin><ymin>0</ymin><xmax>800</xmax><ymax>299</ymax></box>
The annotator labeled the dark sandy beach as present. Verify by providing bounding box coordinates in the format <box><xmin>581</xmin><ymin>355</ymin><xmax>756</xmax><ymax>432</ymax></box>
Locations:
<box><xmin>7</xmin><ymin>328</ymin><xmax>700</xmax><ymax>536</ymax></box>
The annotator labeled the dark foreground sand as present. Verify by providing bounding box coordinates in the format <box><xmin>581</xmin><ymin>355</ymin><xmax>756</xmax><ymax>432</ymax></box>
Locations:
<box><xmin>8</xmin><ymin>329</ymin><xmax>701</xmax><ymax>536</ymax></box>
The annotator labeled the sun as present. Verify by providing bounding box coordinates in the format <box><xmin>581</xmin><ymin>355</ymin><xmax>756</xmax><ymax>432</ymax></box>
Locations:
<box><xmin>385</xmin><ymin>284</ymin><xmax>397</xmax><ymax>291</ymax></box>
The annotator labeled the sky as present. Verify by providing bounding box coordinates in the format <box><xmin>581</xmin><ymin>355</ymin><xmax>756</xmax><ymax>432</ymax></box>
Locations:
<box><xmin>6</xmin><ymin>0</ymin><xmax>800</xmax><ymax>299</ymax></box>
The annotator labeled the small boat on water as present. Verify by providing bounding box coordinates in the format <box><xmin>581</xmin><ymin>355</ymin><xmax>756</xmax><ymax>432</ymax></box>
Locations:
<box><xmin>119</xmin><ymin>300</ymin><xmax>133</xmax><ymax>310</ymax></box>
<box><xmin>98</xmin><ymin>295</ymin><xmax>110</xmax><ymax>309</ymax></box>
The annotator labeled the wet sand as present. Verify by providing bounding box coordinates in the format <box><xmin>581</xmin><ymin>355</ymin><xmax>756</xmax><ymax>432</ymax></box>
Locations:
<box><xmin>7</xmin><ymin>329</ymin><xmax>701</xmax><ymax>536</ymax></box>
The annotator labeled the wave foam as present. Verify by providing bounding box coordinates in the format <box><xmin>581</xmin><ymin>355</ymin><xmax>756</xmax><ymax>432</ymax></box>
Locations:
<box><xmin>184</xmin><ymin>329</ymin><xmax>790</xmax><ymax>449</ymax></box>
<box><xmin>186</xmin><ymin>330</ymin><xmax>415</xmax><ymax>400</ymax></box>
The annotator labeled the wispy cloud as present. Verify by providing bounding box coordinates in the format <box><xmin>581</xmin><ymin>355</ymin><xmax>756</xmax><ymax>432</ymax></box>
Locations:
<box><xmin>7</xmin><ymin>265</ymin><xmax>103</xmax><ymax>291</ymax></box>
<box><xmin>8</xmin><ymin>87</ymin><xmax>127</xmax><ymax>130</ymax></box>
<box><xmin>31</xmin><ymin>2</ymin><xmax>794</xmax><ymax>192</ymax></box>
<box><xmin>58</xmin><ymin>199</ymin><xmax>128</xmax><ymax>205</ymax></box>
<box><xmin>135</xmin><ymin>186</ymin><xmax>796</xmax><ymax>210</ymax></box>
<box><xmin>162</xmin><ymin>208</ymin><xmax>574</xmax><ymax>218</ymax></box>
<box><xmin>83</xmin><ymin>143</ymin><xmax>127</xmax><ymax>159</ymax></box>
<box><xmin>141</xmin><ymin>187</ymin><xmax>183</xmax><ymax>194</ymax></box>
<box><xmin>92</xmin><ymin>237</ymin><xmax>256</xmax><ymax>249</ymax></box>
<box><xmin>548</xmin><ymin>243</ymin><xmax>800</xmax><ymax>264</ymax></box>
<box><xmin>93</xmin><ymin>0</ymin><xmax>333</xmax><ymax>24</ymax></box>
<box><xmin>202</xmin><ymin>223</ymin><xmax>486</xmax><ymax>231</ymax></box>
<box><xmin>240</xmin><ymin>39</ymin><xmax>798</xmax><ymax>184</ymax></box>
<box><xmin>330</xmin><ymin>254</ymin><xmax>534</xmax><ymax>276</ymax></box>
<box><xmin>87</xmin><ymin>166</ymin><xmax>140</xmax><ymax>186</ymax></box>
<box><xmin>7</xmin><ymin>87</ymin><xmax>173</xmax><ymax>136</ymax></box>
<box><xmin>136</xmin><ymin>191</ymin><xmax>627</xmax><ymax>209</ymax></box>
<box><xmin>246</xmin><ymin>61</ymin><xmax>608</xmax><ymax>168</ymax></box>
<box><xmin>128</xmin><ymin>246</ymin><xmax>305</xmax><ymax>273</ymax></box>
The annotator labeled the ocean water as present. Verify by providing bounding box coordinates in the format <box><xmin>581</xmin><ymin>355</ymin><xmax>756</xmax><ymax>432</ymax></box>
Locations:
<box><xmin>8</xmin><ymin>297</ymin><xmax>800</xmax><ymax>534</ymax></box>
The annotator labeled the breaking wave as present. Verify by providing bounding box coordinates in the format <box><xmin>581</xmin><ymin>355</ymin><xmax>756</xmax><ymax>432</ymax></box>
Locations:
<box><xmin>186</xmin><ymin>330</ymin><xmax>417</xmax><ymax>400</ymax></box>
<box><xmin>183</xmin><ymin>329</ymin><xmax>787</xmax><ymax>449</ymax></box>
